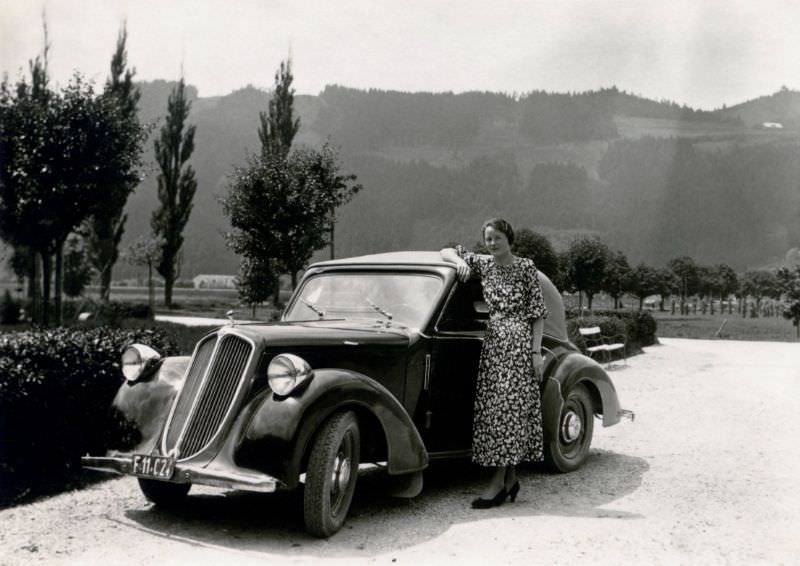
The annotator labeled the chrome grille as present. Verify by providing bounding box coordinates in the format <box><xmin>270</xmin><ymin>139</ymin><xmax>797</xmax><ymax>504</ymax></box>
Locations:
<box><xmin>163</xmin><ymin>333</ymin><xmax>254</xmax><ymax>459</ymax></box>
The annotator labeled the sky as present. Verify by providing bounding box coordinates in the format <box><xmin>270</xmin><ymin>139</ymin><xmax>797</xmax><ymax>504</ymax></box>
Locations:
<box><xmin>1</xmin><ymin>0</ymin><xmax>799</xmax><ymax>110</ymax></box>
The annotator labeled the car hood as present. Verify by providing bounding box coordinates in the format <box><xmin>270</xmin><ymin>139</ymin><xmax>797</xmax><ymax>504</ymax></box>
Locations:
<box><xmin>218</xmin><ymin>319</ymin><xmax>414</xmax><ymax>349</ymax></box>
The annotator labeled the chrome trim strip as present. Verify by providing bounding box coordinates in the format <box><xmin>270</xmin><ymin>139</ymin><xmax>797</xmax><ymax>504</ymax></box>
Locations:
<box><xmin>423</xmin><ymin>354</ymin><xmax>431</xmax><ymax>390</ymax></box>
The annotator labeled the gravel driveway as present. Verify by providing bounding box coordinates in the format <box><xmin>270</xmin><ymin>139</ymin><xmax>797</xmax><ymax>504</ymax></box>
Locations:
<box><xmin>1</xmin><ymin>337</ymin><xmax>798</xmax><ymax>565</ymax></box>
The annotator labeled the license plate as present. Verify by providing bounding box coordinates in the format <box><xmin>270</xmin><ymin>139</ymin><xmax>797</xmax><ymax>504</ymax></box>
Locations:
<box><xmin>132</xmin><ymin>454</ymin><xmax>176</xmax><ymax>480</ymax></box>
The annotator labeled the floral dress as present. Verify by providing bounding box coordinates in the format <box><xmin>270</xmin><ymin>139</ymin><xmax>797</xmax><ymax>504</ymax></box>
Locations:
<box><xmin>456</xmin><ymin>245</ymin><xmax>549</xmax><ymax>466</ymax></box>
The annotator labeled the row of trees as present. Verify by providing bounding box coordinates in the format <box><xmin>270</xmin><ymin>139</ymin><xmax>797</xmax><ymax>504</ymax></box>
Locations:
<box><xmin>1</xmin><ymin>23</ymin><xmax>363</xmax><ymax>322</ymax></box>
<box><xmin>0</xmin><ymin>26</ymin><xmax>149</xmax><ymax>324</ymax></box>
<box><xmin>487</xmin><ymin>231</ymin><xmax>800</xmax><ymax>325</ymax></box>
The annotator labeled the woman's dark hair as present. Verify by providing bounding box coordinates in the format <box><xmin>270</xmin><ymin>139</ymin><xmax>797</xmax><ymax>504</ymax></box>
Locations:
<box><xmin>481</xmin><ymin>218</ymin><xmax>515</xmax><ymax>246</ymax></box>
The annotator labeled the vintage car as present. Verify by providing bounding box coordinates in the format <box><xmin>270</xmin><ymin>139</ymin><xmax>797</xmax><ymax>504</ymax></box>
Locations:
<box><xmin>83</xmin><ymin>251</ymin><xmax>633</xmax><ymax>537</ymax></box>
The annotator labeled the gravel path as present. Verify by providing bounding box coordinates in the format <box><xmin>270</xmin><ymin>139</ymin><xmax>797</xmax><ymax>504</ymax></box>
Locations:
<box><xmin>2</xmin><ymin>338</ymin><xmax>799</xmax><ymax>565</ymax></box>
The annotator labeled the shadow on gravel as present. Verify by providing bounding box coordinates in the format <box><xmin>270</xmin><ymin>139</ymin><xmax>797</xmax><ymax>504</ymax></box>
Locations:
<box><xmin>123</xmin><ymin>449</ymin><xmax>648</xmax><ymax>557</ymax></box>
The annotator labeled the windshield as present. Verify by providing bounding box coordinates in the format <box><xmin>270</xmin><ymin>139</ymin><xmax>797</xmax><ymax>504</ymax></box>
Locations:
<box><xmin>284</xmin><ymin>272</ymin><xmax>444</xmax><ymax>329</ymax></box>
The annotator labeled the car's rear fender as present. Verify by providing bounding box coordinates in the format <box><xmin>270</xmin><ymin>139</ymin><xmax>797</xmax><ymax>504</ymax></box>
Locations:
<box><xmin>111</xmin><ymin>356</ymin><xmax>190</xmax><ymax>452</ymax></box>
<box><xmin>238</xmin><ymin>368</ymin><xmax>429</xmax><ymax>489</ymax></box>
<box><xmin>542</xmin><ymin>351</ymin><xmax>622</xmax><ymax>432</ymax></box>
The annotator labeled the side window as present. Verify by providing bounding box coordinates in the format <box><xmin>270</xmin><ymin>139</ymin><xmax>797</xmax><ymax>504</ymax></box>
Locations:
<box><xmin>437</xmin><ymin>280</ymin><xmax>486</xmax><ymax>332</ymax></box>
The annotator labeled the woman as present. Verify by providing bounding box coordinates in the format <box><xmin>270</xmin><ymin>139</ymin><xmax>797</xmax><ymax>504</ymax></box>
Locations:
<box><xmin>440</xmin><ymin>218</ymin><xmax>548</xmax><ymax>508</ymax></box>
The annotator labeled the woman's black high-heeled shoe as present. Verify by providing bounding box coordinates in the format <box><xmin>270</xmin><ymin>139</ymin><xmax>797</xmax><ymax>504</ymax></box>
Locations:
<box><xmin>507</xmin><ymin>480</ymin><xmax>520</xmax><ymax>502</ymax></box>
<box><xmin>471</xmin><ymin>487</ymin><xmax>508</xmax><ymax>509</ymax></box>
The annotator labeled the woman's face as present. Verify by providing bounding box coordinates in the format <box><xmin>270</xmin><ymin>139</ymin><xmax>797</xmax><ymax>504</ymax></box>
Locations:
<box><xmin>483</xmin><ymin>226</ymin><xmax>512</xmax><ymax>258</ymax></box>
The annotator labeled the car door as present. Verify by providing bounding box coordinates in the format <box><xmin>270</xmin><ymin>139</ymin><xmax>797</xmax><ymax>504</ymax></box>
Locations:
<box><xmin>423</xmin><ymin>279</ymin><xmax>485</xmax><ymax>455</ymax></box>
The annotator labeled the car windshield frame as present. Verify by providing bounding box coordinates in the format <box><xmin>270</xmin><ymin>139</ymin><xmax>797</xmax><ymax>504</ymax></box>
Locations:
<box><xmin>283</xmin><ymin>270</ymin><xmax>447</xmax><ymax>329</ymax></box>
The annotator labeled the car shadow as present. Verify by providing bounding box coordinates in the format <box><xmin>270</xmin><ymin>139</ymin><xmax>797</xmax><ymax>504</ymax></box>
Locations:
<box><xmin>122</xmin><ymin>449</ymin><xmax>647</xmax><ymax>557</ymax></box>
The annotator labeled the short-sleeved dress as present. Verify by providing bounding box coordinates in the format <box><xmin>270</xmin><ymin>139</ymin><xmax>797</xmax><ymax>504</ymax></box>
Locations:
<box><xmin>456</xmin><ymin>245</ymin><xmax>549</xmax><ymax>466</ymax></box>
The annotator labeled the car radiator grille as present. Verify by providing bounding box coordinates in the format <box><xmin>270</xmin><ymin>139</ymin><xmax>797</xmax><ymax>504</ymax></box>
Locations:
<box><xmin>163</xmin><ymin>333</ymin><xmax>254</xmax><ymax>460</ymax></box>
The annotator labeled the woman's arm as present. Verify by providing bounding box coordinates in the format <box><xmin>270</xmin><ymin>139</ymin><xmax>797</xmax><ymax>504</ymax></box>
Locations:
<box><xmin>532</xmin><ymin>317</ymin><xmax>545</xmax><ymax>378</ymax></box>
<box><xmin>440</xmin><ymin>247</ymin><xmax>471</xmax><ymax>282</ymax></box>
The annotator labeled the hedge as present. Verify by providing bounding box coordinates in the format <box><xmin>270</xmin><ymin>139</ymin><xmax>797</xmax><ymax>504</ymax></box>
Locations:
<box><xmin>566</xmin><ymin>309</ymin><xmax>658</xmax><ymax>358</ymax></box>
<box><xmin>0</xmin><ymin>326</ymin><xmax>176</xmax><ymax>507</ymax></box>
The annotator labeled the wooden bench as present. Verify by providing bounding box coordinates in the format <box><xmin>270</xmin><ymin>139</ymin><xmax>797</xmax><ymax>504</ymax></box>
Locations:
<box><xmin>578</xmin><ymin>326</ymin><xmax>627</xmax><ymax>368</ymax></box>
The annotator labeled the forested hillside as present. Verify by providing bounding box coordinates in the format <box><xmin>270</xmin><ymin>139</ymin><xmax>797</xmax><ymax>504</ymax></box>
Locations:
<box><xmin>116</xmin><ymin>84</ymin><xmax>800</xmax><ymax>280</ymax></box>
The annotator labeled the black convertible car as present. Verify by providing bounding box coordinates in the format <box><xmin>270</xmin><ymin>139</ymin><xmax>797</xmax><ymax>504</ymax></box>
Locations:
<box><xmin>83</xmin><ymin>251</ymin><xmax>632</xmax><ymax>537</ymax></box>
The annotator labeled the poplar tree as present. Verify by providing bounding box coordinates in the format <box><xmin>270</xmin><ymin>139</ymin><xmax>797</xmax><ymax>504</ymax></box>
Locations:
<box><xmin>86</xmin><ymin>24</ymin><xmax>146</xmax><ymax>303</ymax></box>
<box><xmin>151</xmin><ymin>78</ymin><xmax>197</xmax><ymax>308</ymax></box>
<box><xmin>258</xmin><ymin>59</ymin><xmax>299</xmax><ymax>160</ymax></box>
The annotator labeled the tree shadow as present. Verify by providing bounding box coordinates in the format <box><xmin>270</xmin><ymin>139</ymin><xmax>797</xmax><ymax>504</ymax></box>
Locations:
<box><xmin>122</xmin><ymin>449</ymin><xmax>647</xmax><ymax>557</ymax></box>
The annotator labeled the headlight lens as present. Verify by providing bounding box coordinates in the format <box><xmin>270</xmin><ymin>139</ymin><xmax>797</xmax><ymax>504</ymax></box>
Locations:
<box><xmin>267</xmin><ymin>353</ymin><xmax>313</xmax><ymax>396</ymax></box>
<box><xmin>121</xmin><ymin>344</ymin><xmax>162</xmax><ymax>382</ymax></box>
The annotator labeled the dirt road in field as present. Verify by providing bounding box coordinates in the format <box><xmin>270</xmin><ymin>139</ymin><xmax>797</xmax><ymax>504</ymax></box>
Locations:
<box><xmin>2</xmin><ymin>338</ymin><xmax>799</xmax><ymax>565</ymax></box>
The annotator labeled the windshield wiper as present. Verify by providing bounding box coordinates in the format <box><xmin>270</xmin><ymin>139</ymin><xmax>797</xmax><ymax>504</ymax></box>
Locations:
<box><xmin>365</xmin><ymin>298</ymin><xmax>392</xmax><ymax>320</ymax></box>
<box><xmin>300</xmin><ymin>298</ymin><xmax>325</xmax><ymax>318</ymax></box>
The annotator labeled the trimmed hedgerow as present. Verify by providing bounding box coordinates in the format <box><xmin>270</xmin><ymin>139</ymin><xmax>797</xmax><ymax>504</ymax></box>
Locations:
<box><xmin>566</xmin><ymin>309</ymin><xmax>658</xmax><ymax>357</ymax></box>
<box><xmin>0</xmin><ymin>326</ymin><xmax>176</xmax><ymax>507</ymax></box>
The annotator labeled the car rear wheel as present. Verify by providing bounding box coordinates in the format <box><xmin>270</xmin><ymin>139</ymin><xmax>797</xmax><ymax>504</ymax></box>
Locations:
<box><xmin>303</xmin><ymin>411</ymin><xmax>361</xmax><ymax>538</ymax></box>
<box><xmin>545</xmin><ymin>383</ymin><xmax>594</xmax><ymax>472</ymax></box>
<box><xmin>137</xmin><ymin>478</ymin><xmax>191</xmax><ymax>507</ymax></box>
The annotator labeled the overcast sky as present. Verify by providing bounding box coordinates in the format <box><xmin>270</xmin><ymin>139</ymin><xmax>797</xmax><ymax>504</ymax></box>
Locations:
<box><xmin>2</xmin><ymin>0</ymin><xmax>799</xmax><ymax>110</ymax></box>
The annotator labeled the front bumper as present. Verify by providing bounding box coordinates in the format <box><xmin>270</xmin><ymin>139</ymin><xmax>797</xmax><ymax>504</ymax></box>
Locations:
<box><xmin>81</xmin><ymin>455</ymin><xmax>281</xmax><ymax>493</ymax></box>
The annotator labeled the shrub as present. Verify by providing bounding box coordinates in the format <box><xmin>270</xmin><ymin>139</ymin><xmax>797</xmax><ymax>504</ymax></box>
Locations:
<box><xmin>62</xmin><ymin>300</ymin><xmax>153</xmax><ymax>325</ymax></box>
<box><xmin>0</xmin><ymin>326</ymin><xmax>176</xmax><ymax>507</ymax></box>
<box><xmin>566</xmin><ymin>309</ymin><xmax>658</xmax><ymax>357</ymax></box>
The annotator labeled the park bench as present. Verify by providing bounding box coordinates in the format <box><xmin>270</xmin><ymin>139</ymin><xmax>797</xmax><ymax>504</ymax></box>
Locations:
<box><xmin>578</xmin><ymin>326</ymin><xmax>627</xmax><ymax>368</ymax></box>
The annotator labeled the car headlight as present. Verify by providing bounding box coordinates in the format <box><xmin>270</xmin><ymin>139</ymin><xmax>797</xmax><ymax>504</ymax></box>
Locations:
<box><xmin>121</xmin><ymin>344</ymin><xmax>162</xmax><ymax>382</ymax></box>
<box><xmin>268</xmin><ymin>353</ymin><xmax>313</xmax><ymax>396</ymax></box>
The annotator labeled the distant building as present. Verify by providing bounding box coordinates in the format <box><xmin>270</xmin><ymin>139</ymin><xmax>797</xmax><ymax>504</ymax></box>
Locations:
<box><xmin>762</xmin><ymin>122</ymin><xmax>784</xmax><ymax>129</ymax></box>
<box><xmin>193</xmin><ymin>274</ymin><xmax>237</xmax><ymax>289</ymax></box>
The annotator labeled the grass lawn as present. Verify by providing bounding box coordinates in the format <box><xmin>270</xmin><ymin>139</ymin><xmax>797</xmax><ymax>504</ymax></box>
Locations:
<box><xmin>652</xmin><ymin>311</ymin><xmax>799</xmax><ymax>342</ymax></box>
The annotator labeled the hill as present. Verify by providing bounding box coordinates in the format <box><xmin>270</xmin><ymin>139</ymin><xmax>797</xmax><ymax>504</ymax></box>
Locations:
<box><xmin>113</xmin><ymin>84</ymin><xmax>800</xmax><ymax>282</ymax></box>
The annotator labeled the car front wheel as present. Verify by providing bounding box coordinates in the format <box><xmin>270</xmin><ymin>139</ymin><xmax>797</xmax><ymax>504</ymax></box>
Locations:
<box><xmin>545</xmin><ymin>383</ymin><xmax>594</xmax><ymax>472</ymax></box>
<box><xmin>137</xmin><ymin>478</ymin><xmax>191</xmax><ymax>507</ymax></box>
<box><xmin>303</xmin><ymin>411</ymin><xmax>361</xmax><ymax>537</ymax></box>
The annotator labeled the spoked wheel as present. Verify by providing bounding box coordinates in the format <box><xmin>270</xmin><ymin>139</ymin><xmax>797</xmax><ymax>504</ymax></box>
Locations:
<box><xmin>545</xmin><ymin>384</ymin><xmax>594</xmax><ymax>472</ymax></box>
<box><xmin>303</xmin><ymin>411</ymin><xmax>361</xmax><ymax>537</ymax></box>
<box><xmin>137</xmin><ymin>478</ymin><xmax>191</xmax><ymax>508</ymax></box>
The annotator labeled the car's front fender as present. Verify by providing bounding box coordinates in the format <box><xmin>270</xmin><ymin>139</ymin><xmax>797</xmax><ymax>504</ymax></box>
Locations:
<box><xmin>237</xmin><ymin>368</ymin><xmax>428</xmax><ymax>489</ymax></box>
<box><xmin>111</xmin><ymin>356</ymin><xmax>190</xmax><ymax>453</ymax></box>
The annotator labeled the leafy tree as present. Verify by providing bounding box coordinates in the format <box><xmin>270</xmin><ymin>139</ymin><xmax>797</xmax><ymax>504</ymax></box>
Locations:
<box><xmin>562</xmin><ymin>236</ymin><xmax>609</xmax><ymax>311</ymax></box>
<box><xmin>85</xmin><ymin>25</ymin><xmax>147</xmax><ymax>302</ymax></box>
<box><xmin>235</xmin><ymin>256</ymin><xmax>278</xmax><ymax>317</ymax></box>
<box><xmin>627</xmin><ymin>263</ymin><xmax>662</xmax><ymax>310</ymax></box>
<box><xmin>127</xmin><ymin>235</ymin><xmax>163</xmax><ymax>316</ymax></box>
<box><xmin>667</xmin><ymin>255</ymin><xmax>699</xmax><ymax>308</ymax></box>
<box><xmin>602</xmin><ymin>250</ymin><xmax>632</xmax><ymax>309</ymax></box>
<box><xmin>223</xmin><ymin>59</ymin><xmax>361</xmax><ymax>309</ymax></box>
<box><xmin>1</xmin><ymin>40</ymin><xmax>144</xmax><ymax>324</ymax></box>
<box><xmin>151</xmin><ymin>78</ymin><xmax>197</xmax><ymax>308</ymax></box>
<box><xmin>512</xmin><ymin>229</ymin><xmax>561</xmax><ymax>286</ymax></box>
<box><xmin>222</xmin><ymin>144</ymin><xmax>361</xmax><ymax>292</ymax></box>
<box><xmin>777</xmin><ymin>266</ymin><xmax>800</xmax><ymax>338</ymax></box>
<box><xmin>740</xmin><ymin>270</ymin><xmax>781</xmax><ymax>309</ymax></box>
<box><xmin>656</xmin><ymin>267</ymin><xmax>681</xmax><ymax>311</ymax></box>
<box><xmin>715</xmin><ymin>264</ymin><xmax>739</xmax><ymax>300</ymax></box>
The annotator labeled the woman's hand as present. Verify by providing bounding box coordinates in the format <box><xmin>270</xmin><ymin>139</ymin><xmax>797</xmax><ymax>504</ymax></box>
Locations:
<box><xmin>532</xmin><ymin>351</ymin><xmax>544</xmax><ymax>380</ymax></box>
<box><xmin>454</xmin><ymin>258</ymin><xmax>471</xmax><ymax>282</ymax></box>
<box><xmin>440</xmin><ymin>248</ymin><xmax>471</xmax><ymax>282</ymax></box>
